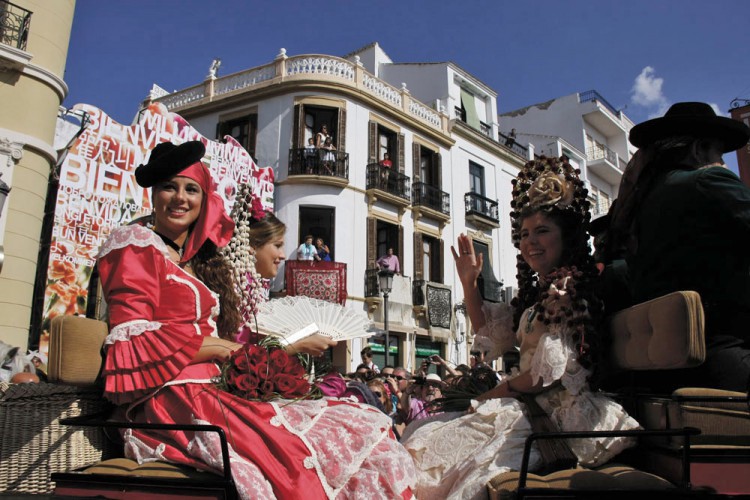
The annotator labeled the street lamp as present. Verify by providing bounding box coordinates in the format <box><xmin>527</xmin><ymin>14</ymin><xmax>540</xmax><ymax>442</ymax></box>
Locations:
<box><xmin>378</xmin><ymin>269</ymin><xmax>394</xmax><ymax>366</ymax></box>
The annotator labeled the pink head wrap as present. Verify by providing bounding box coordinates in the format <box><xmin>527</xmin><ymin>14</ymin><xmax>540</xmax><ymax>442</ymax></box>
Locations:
<box><xmin>178</xmin><ymin>162</ymin><xmax>235</xmax><ymax>263</ymax></box>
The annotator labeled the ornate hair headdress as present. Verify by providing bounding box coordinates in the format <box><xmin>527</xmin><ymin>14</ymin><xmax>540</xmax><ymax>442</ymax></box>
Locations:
<box><xmin>510</xmin><ymin>156</ymin><xmax>590</xmax><ymax>243</ymax></box>
<box><xmin>222</xmin><ymin>183</ymin><xmax>274</xmax><ymax>339</ymax></box>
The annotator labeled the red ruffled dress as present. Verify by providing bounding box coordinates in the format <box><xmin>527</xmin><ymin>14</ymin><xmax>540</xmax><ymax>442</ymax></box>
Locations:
<box><xmin>98</xmin><ymin>225</ymin><xmax>415</xmax><ymax>500</ymax></box>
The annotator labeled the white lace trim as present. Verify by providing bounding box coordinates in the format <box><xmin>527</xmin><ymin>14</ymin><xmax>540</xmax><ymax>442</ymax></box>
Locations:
<box><xmin>529</xmin><ymin>334</ymin><xmax>568</xmax><ymax>387</ymax></box>
<box><xmin>268</xmin><ymin>400</ymin><xmax>332</xmax><ymax>498</ymax></box>
<box><xmin>98</xmin><ymin>225</ymin><xmax>170</xmax><ymax>260</ymax></box>
<box><xmin>186</xmin><ymin>415</ymin><xmax>276</xmax><ymax>500</ymax></box>
<box><xmin>123</xmin><ymin>428</ymin><xmax>168</xmax><ymax>464</ymax></box>
<box><xmin>105</xmin><ymin>319</ymin><xmax>162</xmax><ymax>345</ymax></box>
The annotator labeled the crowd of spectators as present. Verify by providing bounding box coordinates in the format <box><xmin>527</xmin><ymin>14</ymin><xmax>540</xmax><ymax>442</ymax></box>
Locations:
<box><xmin>316</xmin><ymin>347</ymin><xmax>514</xmax><ymax>440</ymax></box>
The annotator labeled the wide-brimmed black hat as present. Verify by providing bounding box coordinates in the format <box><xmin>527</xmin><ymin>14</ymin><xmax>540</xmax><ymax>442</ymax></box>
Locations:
<box><xmin>135</xmin><ymin>140</ymin><xmax>206</xmax><ymax>187</ymax></box>
<box><xmin>629</xmin><ymin>102</ymin><xmax>750</xmax><ymax>152</ymax></box>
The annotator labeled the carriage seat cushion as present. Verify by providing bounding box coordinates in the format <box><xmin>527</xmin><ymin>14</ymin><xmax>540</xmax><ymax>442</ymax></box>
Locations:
<box><xmin>609</xmin><ymin>291</ymin><xmax>706</xmax><ymax>371</ymax></box>
<box><xmin>48</xmin><ymin>315</ymin><xmax>107</xmax><ymax>387</ymax></box>
<box><xmin>79</xmin><ymin>458</ymin><xmax>215</xmax><ymax>479</ymax></box>
<box><xmin>486</xmin><ymin>464</ymin><xmax>676</xmax><ymax>499</ymax></box>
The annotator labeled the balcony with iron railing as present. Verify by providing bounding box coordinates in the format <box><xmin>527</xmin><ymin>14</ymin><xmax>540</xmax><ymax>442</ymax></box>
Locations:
<box><xmin>464</xmin><ymin>192</ymin><xmax>500</xmax><ymax>228</ymax></box>
<box><xmin>586</xmin><ymin>142</ymin><xmax>623</xmax><ymax>184</ymax></box>
<box><xmin>498</xmin><ymin>131</ymin><xmax>529</xmax><ymax>158</ymax></box>
<box><xmin>0</xmin><ymin>1</ymin><xmax>31</xmax><ymax>51</ymax></box>
<box><xmin>412</xmin><ymin>182</ymin><xmax>450</xmax><ymax>222</ymax></box>
<box><xmin>365</xmin><ymin>163</ymin><xmax>411</xmax><ymax>207</ymax></box>
<box><xmin>288</xmin><ymin>148</ymin><xmax>349</xmax><ymax>187</ymax></box>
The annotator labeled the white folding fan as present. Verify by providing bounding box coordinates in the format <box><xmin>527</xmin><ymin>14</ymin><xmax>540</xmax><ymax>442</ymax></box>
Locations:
<box><xmin>255</xmin><ymin>296</ymin><xmax>377</xmax><ymax>345</ymax></box>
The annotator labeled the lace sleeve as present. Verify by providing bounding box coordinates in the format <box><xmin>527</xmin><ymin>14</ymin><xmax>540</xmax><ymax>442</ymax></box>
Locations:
<box><xmin>472</xmin><ymin>302</ymin><xmax>516</xmax><ymax>362</ymax></box>
<box><xmin>529</xmin><ymin>273</ymin><xmax>592</xmax><ymax>393</ymax></box>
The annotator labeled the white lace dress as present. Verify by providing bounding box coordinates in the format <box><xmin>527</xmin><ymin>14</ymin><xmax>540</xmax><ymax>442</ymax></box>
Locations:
<box><xmin>401</xmin><ymin>277</ymin><xmax>640</xmax><ymax>500</ymax></box>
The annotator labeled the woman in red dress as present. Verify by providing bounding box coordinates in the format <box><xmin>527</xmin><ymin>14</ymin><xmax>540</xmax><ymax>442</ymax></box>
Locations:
<box><xmin>97</xmin><ymin>141</ymin><xmax>415</xmax><ymax>499</ymax></box>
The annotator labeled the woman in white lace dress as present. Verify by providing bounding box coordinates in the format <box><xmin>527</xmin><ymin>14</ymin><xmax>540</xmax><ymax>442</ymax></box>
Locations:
<box><xmin>401</xmin><ymin>156</ymin><xmax>640</xmax><ymax>500</ymax></box>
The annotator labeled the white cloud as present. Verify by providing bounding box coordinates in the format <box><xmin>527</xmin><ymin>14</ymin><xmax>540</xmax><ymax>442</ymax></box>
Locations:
<box><xmin>631</xmin><ymin>66</ymin><xmax>669</xmax><ymax>117</ymax></box>
<box><xmin>708</xmin><ymin>102</ymin><xmax>727</xmax><ymax>117</ymax></box>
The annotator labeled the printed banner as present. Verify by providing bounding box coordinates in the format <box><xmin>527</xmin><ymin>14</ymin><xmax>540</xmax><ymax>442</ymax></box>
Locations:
<box><xmin>39</xmin><ymin>102</ymin><xmax>274</xmax><ymax>352</ymax></box>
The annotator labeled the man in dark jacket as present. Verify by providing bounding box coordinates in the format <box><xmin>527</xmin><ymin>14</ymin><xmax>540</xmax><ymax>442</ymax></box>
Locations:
<box><xmin>607</xmin><ymin>102</ymin><xmax>750</xmax><ymax>392</ymax></box>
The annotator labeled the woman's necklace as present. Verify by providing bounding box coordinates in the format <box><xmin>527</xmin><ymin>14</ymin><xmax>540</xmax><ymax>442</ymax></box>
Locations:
<box><xmin>153</xmin><ymin>229</ymin><xmax>189</xmax><ymax>268</ymax></box>
<box><xmin>153</xmin><ymin>229</ymin><xmax>184</xmax><ymax>257</ymax></box>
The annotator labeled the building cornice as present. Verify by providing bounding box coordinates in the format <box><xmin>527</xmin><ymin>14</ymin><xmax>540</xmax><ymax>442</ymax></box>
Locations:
<box><xmin>172</xmin><ymin>79</ymin><xmax>456</xmax><ymax>150</ymax></box>
<box><xmin>0</xmin><ymin>128</ymin><xmax>57</xmax><ymax>163</ymax></box>
<box><xmin>0</xmin><ymin>44</ymin><xmax>68</xmax><ymax>101</ymax></box>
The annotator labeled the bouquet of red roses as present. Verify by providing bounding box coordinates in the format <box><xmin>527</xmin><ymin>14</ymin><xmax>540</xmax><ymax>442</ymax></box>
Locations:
<box><xmin>217</xmin><ymin>337</ymin><xmax>318</xmax><ymax>402</ymax></box>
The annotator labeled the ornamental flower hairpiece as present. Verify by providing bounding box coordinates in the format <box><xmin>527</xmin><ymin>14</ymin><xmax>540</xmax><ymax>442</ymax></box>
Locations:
<box><xmin>510</xmin><ymin>156</ymin><xmax>588</xmax><ymax>217</ymax></box>
<box><xmin>528</xmin><ymin>171</ymin><xmax>575</xmax><ymax>209</ymax></box>
<box><xmin>509</xmin><ymin>156</ymin><xmax>590</xmax><ymax>246</ymax></box>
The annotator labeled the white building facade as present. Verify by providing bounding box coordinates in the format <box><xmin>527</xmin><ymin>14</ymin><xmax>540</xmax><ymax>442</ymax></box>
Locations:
<box><xmin>500</xmin><ymin>91</ymin><xmax>635</xmax><ymax>218</ymax></box>
<box><xmin>146</xmin><ymin>43</ymin><xmax>536</xmax><ymax>374</ymax></box>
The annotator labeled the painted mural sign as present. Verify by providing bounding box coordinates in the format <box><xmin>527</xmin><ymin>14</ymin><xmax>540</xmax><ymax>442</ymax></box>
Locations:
<box><xmin>40</xmin><ymin>102</ymin><xmax>274</xmax><ymax>351</ymax></box>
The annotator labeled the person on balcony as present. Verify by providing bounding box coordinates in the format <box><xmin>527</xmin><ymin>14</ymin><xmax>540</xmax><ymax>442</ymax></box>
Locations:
<box><xmin>314</xmin><ymin>237</ymin><xmax>331</xmax><ymax>261</ymax></box>
<box><xmin>379</xmin><ymin>152</ymin><xmax>393</xmax><ymax>189</ymax></box>
<box><xmin>296</xmin><ymin>234</ymin><xmax>319</xmax><ymax>261</ymax></box>
<box><xmin>377</xmin><ymin>247</ymin><xmax>400</xmax><ymax>274</ymax></box>
<box><xmin>320</xmin><ymin>136</ymin><xmax>337</xmax><ymax>175</ymax></box>
<box><xmin>303</xmin><ymin>137</ymin><xmax>317</xmax><ymax>174</ymax></box>
<box><xmin>314</xmin><ymin>124</ymin><xmax>330</xmax><ymax>148</ymax></box>
<box><xmin>604</xmin><ymin>101</ymin><xmax>750</xmax><ymax>393</ymax></box>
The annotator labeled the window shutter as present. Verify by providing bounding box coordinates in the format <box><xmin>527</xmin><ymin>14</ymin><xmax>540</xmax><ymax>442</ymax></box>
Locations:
<box><xmin>433</xmin><ymin>151</ymin><xmax>442</xmax><ymax>189</ymax></box>
<box><xmin>367</xmin><ymin>217</ymin><xmax>377</xmax><ymax>268</ymax></box>
<box><xmin>337</xmin><ymin>107</ymin><xmax>347</xmax><ymax>152</ymax></box>
<box><xmin>413</xmin><ymin>232</ymin><xmax>423</xmax><ymax>280</ymax></box>
<box><xmin>368</xmin><ymin>121</ymin><xmax>377</xmax><ymax>164</ymax></box>
<box><xmin>398</xmin><ymin>225</ymin><xmax>404</xmax><ymax>275</ymax></box>
<box><xmin>412</xmin><ymin>143</ymin><xmax>420</xmax><ymax>182</ymax></box>
<box><xmin>292</xmin><ymin>104</ymin><xmax>303</xmax><ymax>150</ymax></box>
<box><xmin>397</xmin><ymin>133</ymin><xmax>405</xmax><ymax>173</ymax></box>
<box><xmin>439</xmin><ymin>238</ymin><xmax>445</xmax><ymax>283</ymax></box>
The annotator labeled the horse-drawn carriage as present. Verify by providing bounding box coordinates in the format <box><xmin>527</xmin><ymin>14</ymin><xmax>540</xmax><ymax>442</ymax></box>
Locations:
<box><xmin>1</xmin><ymin>290</ymin><xmax>748</xmax><ymax>499</ymax></box>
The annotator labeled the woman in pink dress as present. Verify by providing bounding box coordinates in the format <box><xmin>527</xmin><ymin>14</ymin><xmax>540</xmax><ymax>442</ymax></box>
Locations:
<box><xmin>97</xmin><ymin>140</ymin><xmax>415</xmax><ymax>499</ymax></box>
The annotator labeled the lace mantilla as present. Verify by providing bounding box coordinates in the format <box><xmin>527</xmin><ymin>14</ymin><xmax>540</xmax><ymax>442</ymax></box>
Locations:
<box><xmin>105</xmin><ymin>319</ymin><xmax>162</xmax><ymax>345</ymax></box>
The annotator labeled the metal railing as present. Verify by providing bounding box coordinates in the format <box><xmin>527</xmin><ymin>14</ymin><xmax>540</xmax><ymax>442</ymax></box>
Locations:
<box><xmin>364</xmin><ymin>268</ymin><xmax>380</xmax><ymax>298</ymax></box>
<box><xmin>586</xmin><ymin>143</ymin><xmax>618</xmax><ymax>166</ymax></box>
<box><xmin>579</xmin><ymin>90</ymin><xmax>621</xmax><ymax>118</ymax></box>
<box><xmin>365</xmin><ymin>163</ymin><xmax>411</xmax><ymax>201</ymax></box>
<box><xmin>464</xmin><ymin>192</ymin><xmax>499</xmax><ymax>223</ymax></box>
<box><xmin>288</xmin><ymin>148</ymin><xmax>349</xmax><ymax>180</ymax></box>
<box><xmin>479</xmin><ymin>121</ymin><xmax>491</xmax><ymax>136</ymax></box>
<box><xmin>0</xmin><ymin>1</ymin><xmax>31</xmax><ymax>50</ymax></box>
<box><xmin>412</xmin><ymin>182</ymin><xmax>450</xmax><ymax>215</ymax></box>
<box><xmin>498</xmin><ymin>131</ymin><xmax>529</xmax><ymax>158</ymax></box>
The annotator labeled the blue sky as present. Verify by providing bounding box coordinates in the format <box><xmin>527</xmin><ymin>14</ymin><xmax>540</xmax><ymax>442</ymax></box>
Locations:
<box><xmin>63</xmin><ymin>0</ymin><xmax>749</xmax><ymax>169</ymax></box>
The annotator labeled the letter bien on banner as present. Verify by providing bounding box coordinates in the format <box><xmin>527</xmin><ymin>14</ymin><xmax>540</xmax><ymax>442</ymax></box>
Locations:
<box><xmin>39</xmin><ymin>102</ymin><xmax>274</xmax><ymax>352</ymax></box>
